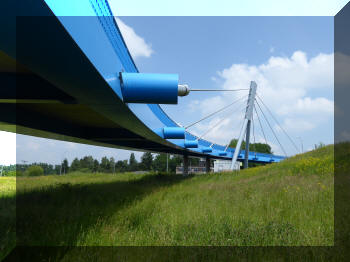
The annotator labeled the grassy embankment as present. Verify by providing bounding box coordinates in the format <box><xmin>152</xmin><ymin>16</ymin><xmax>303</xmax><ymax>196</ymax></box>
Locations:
<box><xmin>0</xmin><ymin>145</ymin><xmax>335</xmax><ymax>260</ymax></box>
<box><xmin>0</xmin><ymin>176</ymin><xmax>15</xmax><ymax>261</ymax></box>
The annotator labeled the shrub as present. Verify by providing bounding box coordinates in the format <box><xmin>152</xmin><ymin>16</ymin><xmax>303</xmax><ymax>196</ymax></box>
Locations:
<box><xmin>5</xmin><ymin>171</ymin><xmax>17</xmax><ymax>177</ymax></box>
<box><xmin>25</xmin><ymin>165</ymin><xmax>44</xmax><ymax>177</ymax></box>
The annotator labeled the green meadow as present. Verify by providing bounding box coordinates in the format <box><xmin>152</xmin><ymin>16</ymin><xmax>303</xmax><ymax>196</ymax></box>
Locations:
<box><xmin>0</xmin><ymin>145</ymin><xmax>335</xmax><ymax>260</ymax></box>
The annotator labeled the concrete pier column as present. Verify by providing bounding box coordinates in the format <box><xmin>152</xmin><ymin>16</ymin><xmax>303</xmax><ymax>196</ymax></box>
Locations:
<box><xmin>244</xmin><ymin>119</ymin><xmax>251</xmax><ymax>169</ymax></box>
<box><xmin>206</xmin><ymin>157</ymin><xmax>211</xmax><ymax>173</ymax></box>
<box><xmin>183</xmin><ymin>155</ymin><xmax>189</xmax><ymax>176</ymax></box>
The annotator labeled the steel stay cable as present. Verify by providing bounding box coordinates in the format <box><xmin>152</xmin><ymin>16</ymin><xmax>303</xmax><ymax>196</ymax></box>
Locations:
<box><xmin>224</xmin><ymin>104</ymin><xmax>248</xmax><ymax>152</ymax></box>
<box><xmin>185</xmin><ymin>94</ymin><xmax>249</xmax><ymax>129</ymax></box>
<box><xmin>190</xmin><ymin>89</ymin><xmax>249</xmax><ymax>92</ymax></box>
<box><xmin>251</xmin><ymin>110</ymin><xmax>257</xmax><ymax>157</ymax></box>
<box><xmin>254</xmin><ymin>104</ymin><xmax>269</xmax><ymax>147</ymax></box>
<box><xmin>255</xmin><ymin>100</ymin><xmax>288</xmax><ymax>157</ymax></box>
<box><xmin>197</xmin><ymin>99</ymin><xmax>248</xmax><ymax>141</ymax></box>
<box><xmin>256</xmin><ymin>94</ymin><xmax>300</xmax><ymax>153</ymax></box>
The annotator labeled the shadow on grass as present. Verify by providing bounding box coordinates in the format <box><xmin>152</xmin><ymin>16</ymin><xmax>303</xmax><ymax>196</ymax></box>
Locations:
<box><xmin>15</xmin><ymin>174</ymin><xmax>191</xmax><ymax>246</ymax></box>
<box><xmin>0</xmin><ymin>195</ymin><xmax>16</xmax><ymax>261</ymax></box>
<box><xmin>6</xmin><ymin>246</ymin><xmax>340</xmax><ymax>262</ymax></box>
<box><xmin>1</xmin><ymin>173</ymin><xmax>192</xmax><ymax>261</ymax></box>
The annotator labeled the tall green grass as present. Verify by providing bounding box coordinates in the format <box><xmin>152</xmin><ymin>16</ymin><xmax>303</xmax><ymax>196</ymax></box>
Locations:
<box><xmin>0</xmin><ymin>145</ymin><xmax>335</xmax><ymax>260</ymax></box>
<box><xmin>0</xmin><ymin>177</ymin><xmax>15</xmax><ymax>261</ymax></box>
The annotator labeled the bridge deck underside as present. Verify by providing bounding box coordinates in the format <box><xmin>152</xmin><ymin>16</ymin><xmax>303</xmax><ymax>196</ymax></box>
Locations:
<box><xmin>0</xmin><ymin>3</ymin><xmax>284</xmax><ymax>163</ymax></box>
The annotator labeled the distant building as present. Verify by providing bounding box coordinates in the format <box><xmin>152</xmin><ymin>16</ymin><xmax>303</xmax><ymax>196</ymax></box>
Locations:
<box><xmin>213</xmin><ymin>160</ymin><xmax>241</xmax><ymax>172</ymax></box>
<box><xmin>176</xmin><ymin>158</ymin><xmax>212</xmax><ymax>174</ymax></box>
<box><xmin>132</xmin><ymin>171</ymin><xmax>148</xmax><ymax>174</ymax></box>
<box><xmin>176</xmin><ymin>158</ymin><xmax>243</xmax><ymax>174</ymax></box>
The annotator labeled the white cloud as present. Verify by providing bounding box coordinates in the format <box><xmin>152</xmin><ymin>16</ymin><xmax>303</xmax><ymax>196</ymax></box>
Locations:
<box><xmin>0</xmin><ymin>131</ymin><xmax>16</xmax><ymax>165</ymax></box>
<box><xmin>64</xmin><ymin>142</ymin><xmax>78</xmax><ymax>149</ymax></box>
<box><xmin>115</xmin><ymin>18</ymin><xmax>154</xmax><ymax>59</ymax></box>
<box><xmin>187</xmin><ymin>51</ymin><xmax>334</xmax><ymax>155</ymax></box>
<box><xmin>26</xmin><ymin>141</ymin><xmax>40</xmax><ymax>151</ymax></box>
<box><xmin>280</xmin><ymin>118</ymin><xmax>316</xmax><ymax>132</ymax></box>
<box><xmin>278</xmin><ymin>97</ymin><xmax>333</xmax><ymax>116</ymax></box>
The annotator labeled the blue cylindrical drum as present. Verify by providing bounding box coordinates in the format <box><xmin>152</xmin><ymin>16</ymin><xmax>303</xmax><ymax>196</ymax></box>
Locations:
<box><xmin>202</xmin><ymin>147</ymin><xmax>213</xmax><ymax>153</ymax></box>
<box><xmin>184</xmin><ymin>140</ymin><xmax>198</xmax><ymax>148</ymax></box>
<box><xmin>163</xmin><ymin>127</ymin><xmax>185</xmax><ymax>139</ymax></box>
<box><xmin>120</xmin><ymin>73</ymin><xmax>179</xmax><ymax>104</ymax></box>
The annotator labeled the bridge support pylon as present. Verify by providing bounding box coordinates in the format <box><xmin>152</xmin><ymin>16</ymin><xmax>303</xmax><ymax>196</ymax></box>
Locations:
<box><xmin>183</xmin><ymin>155</ymin><xmax>189</xmax><ymax>176</ymax></box>
<box><xmin>230</xmin><ymin>81</ymin><xmax>257</xmax><ymax>170</ymax></box>
<box><xmin>244</xmin><ymin>119</ymin><xmax>251</xmax><ymax>169</ymax></box>
<box><xmin>205</xmin><ymin>157</ymin><xmax>210</xmax><ymax>173</ymax></box>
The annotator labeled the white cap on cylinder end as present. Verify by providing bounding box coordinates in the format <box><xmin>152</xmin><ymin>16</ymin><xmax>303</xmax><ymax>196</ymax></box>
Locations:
<box><xmin>178</xmin><ymin>84</ymin><xmax>190</xmax><ymax>96</ymax></box>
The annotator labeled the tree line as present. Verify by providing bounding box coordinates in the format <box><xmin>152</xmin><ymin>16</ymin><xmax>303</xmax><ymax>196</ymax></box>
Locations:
<box><xmin>68</xmin><ymin>152</ymin><xmax>184</xmax><ymax>174</ymax></box>
<box><xmin>229</xmin><ymin>139</ymin><xmax>273</xmax><ymax>154</ymax></box>
<box><xmin>3</xmin><ymin>152</ymin><xmax>184</xmax><ymax>176</ymax></box>
<box><xmin>1</xmin><ymin>141</ymin><xmax>276</xmax><ymax>176</ymax></box>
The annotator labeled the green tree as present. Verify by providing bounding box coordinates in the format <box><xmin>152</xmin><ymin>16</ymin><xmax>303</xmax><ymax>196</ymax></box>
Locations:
<box><xmin>62</xmin><ymin>159</ymin><xmax>69</xmax><ymax>174</ymax></box>
<box><xmin>31</xmin><ymin>163</ymin><xmax>55</xmax><ymax>175</ymax></box>
<box><xmin>229</xmin><ymin>139</ymin><xmax>272</xmax><ymax>154</ymax></box>
<box><xmin>189</xmin><ymin>157</ymin><xmax>199</xmax><ymax>166</ymax></box>
<box><xmin>70</xmin><ymin>158</ymin><xmax>80</xmax><ymax>172</ymax></box>
<box><xmin>140</xmin><ymin>152</ymin><xmax>153</xmax><ymax>170</ymax></box>
<box><xmin>314</xmin><ymin>142</ymin><xmax>325</xmax><ymax>149</ymax></box>
<box><xmin>251</xmin><ymin>143</ymin><xmax>272</xmax><ymax>154</ymax></box>
<box><xmin>128</xmin><ymin>153</ymin><xmax>138</xmax><ymax>171</ymax></box>
<box><xmin>6</xmin><ymin>170</ymin><xmax>17</xmax><ymax>177</ymax></box>
<box><xmin>54</xmin><ymin>165</ymin><xmax>61</xmax><ymax>175</ymax></box>
<box><xmin>115</xmin><ymin>160</ymin><xmax>128</xmax><ymax>172</ymax></box>
<box><xmin>25</xmin><ymin>165</ymin><xmax>44</xmax><ymax>176</ymax></box>
<box><xmin>152</xmin><ymin>153</ymin><xmax>167</xmax><ymax>172</ymax></box>
<box><xmin>100</xmin><ymin>157</ymin><xmax>110</xmax><ymax>173</ymax></box>
<box><xmin>93</xmin><ymin>159</ymin><xmax>99</xmax><ymax>173</ymax></box>
<box><xmin>229</xmin><ymin>139</ymin><xmax>246</xmax><ymax>150</ymax></box>
<box><xmin>168</xmin><ymin>155</ymin><xmax>183</xmax><ymax>173</ymax></box>
<box><xmin>109</xmin><ymin>157</ymin><xmax>116</xmax><ymax>173</ymax></box>
<box><xmin>80</xmin><ymin>156</ymin><xmax>94</xmax><ymax>171</ymax></box>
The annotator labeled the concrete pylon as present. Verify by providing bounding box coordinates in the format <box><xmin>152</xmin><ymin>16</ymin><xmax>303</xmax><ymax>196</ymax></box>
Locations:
<box><xmin>244</xmin><ymin>120</ymin><xmax>251</xmax><ymax>169</ymax></box>
<box><xmin>230</xmin><ymin>81</ymin><xmax>257</xmax><ymax>170</ymax></box>
<box><xmin>205</xmin><ymin>157</ymin><xmax>210</xmax><ymax>173</ymax></box>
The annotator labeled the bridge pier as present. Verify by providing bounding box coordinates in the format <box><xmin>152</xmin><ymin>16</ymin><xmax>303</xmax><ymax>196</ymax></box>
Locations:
<box><xmin>230</xmin><ymin>81</ymin><xmax>257</xmax><ymax>170</ymax></box>
<box><xmin>206</xmin><ymin>157</ymin><xmax>211</xmax><ymax>173</ymax></box>
<box><xmin>183</xmin><ymin>155</ymin><xmax>189</xmax><ymax>176</ymax></box>
<box><xmin>244</xmin><ymin>119</ymin><xmax>251</xmax><ymax>169</ymax></box>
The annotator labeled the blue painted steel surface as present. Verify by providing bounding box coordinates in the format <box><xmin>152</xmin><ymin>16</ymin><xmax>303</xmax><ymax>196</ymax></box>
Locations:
<box><xmin>120</xmin><ymin>73</ymin><xmax>179</xmax><ymax>104</ymax></box>
<box><xmin>184</xmin><ymin>140</ymin><xmax>198</xmax><ymax>148</ymax></box>
<box><xmin>202</xmin><ymin>147</ymin><xmax>213</xmax><ymax>153</ymax></box>
<box><xmin>163</xmin><ymin>127</ymin><xmax>185</xmax><ymax>139</ymax></box>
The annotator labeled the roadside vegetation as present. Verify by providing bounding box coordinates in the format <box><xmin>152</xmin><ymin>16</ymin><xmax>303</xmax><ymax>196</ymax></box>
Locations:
<box><xmin>0</xmin><ymin>145</ymin><xmax>335</xmax><ymax>260</ymax></box>
<box><xmin>8</xmin><ymin>152</ymin><xmax>184</xmax><ymax>177</ymax></box>
<box><xmin>0</xmin><ymin>176</ymin><xmax>15</xmax><ymax>260</ymax></box>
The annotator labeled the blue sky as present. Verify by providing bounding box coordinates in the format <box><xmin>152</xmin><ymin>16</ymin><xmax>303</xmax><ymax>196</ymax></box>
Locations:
<box><xmin>119</xmin><ymin>16</ymin><xmax>334</xmax><ymax>154</ymax></box>
<box><xmin>0</xmin><ymin>15</ymin><xmax>335</xmax><ymax>165</ymax></box>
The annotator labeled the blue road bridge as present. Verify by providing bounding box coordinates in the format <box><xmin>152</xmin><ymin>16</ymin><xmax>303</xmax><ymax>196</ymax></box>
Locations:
<box><xmin>1</xmin><ymin>0</ymin><xmax>298</xmax><ymax>173</ymax></box>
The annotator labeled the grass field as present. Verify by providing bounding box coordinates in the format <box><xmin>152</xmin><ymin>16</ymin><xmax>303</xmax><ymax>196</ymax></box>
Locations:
<box><xmin>0</xmin><ymin>145</ymin><xmax>335</xmax><ymax>260</ymax></box>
